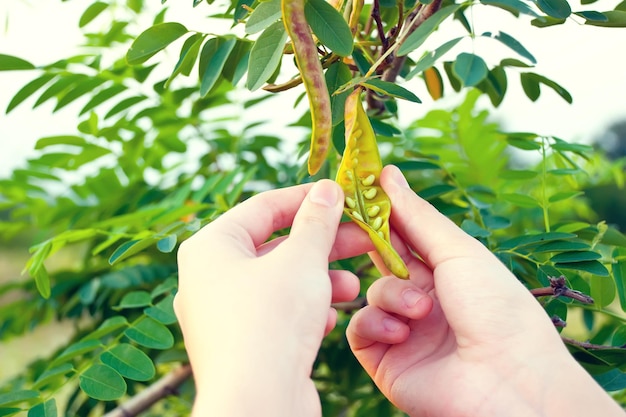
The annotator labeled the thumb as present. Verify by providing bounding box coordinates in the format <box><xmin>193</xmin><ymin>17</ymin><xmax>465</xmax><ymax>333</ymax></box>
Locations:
<box><xmin>282</xmin><ymin>179</ymin><xmax>344</xmax><ymax>267</ymax></box>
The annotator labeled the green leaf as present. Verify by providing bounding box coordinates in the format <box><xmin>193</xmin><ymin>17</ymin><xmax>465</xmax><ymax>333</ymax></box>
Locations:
<box><xmin>531</xmin><ymin>16</ymin><xmax>567</xmax><ymax>27</ymax></box>
<box><xmin>33</xmin><ymin>265</ymin><xmax>51</xmax><ymax>299</ymax></box>
<box><xmin>480</xmin><ymin>0</ymin><xmax>540</xmax><ymax>16</ymax></box>
<box><xmin>305</xmin><ymin>0</ymin><xmax>354</xmax><ymax>57</ymax></box>
<box><xmin>35</xmin><ymin>135</ymin><xmax>87</xmax><ymax>149</ymax></box>
<box><xmin>245</xmin><ymin>0</ymin><xmax>281</xmax><ymax>34</ymax></box>
<box><xmin>550</xmin><ymin>251</ymin><xmax>602</xmax><ymax>263</ymax></box>
<box><xmin>575</xmin><ymin>10</ymin><xmax>607</xmax><ymax>21</ymax></box>
<box><xmin>584</xmin><ymin>10</ymin><xmax>626</xmax><ymax>27</ymax></box>
<box><xmin>80</xmin><ymin>84</ymin><xmax>127</xmax><ymax>115</ymax></box>
<box><xmin>613</xmin><ymin>249</ymin><xmax>626</xmax><ymax>312</ymax></box>
<box><xmin>556</xmin><ymin>260</ymin><xmax>610</xmax><ymax>277</ymax></box>
<box><xmin>104</xmin><ymin>95</ymin><xmax>147</xmax><ymax>119</ymax></box>
<box><xmin>551</xmin><ymin>141</ymin><xmax>593</xmax><ymax>154</ymax></box>
<box><xmin>522</xmin><ymin>72</ymin><xmax>573</xmax><ymax>103</ymax></box>
<box><xmin>164</xmin><ymin>33</ymin><xmax>204</xmax><ymax>89</ymax></box>
<box><xmin>590</xmin><ymin>275</ymin><xmax>616</xmax><ymax>307</ymax></box>
<box><xmin>397</xmin><ymin>4</ymin><xmax>462</xmax><ymax>56</ymax></box>
<box><xmin>145</xmin><ymin>294</ymin><xmax>177</xmax><ymax>325</ymax></box>
<box><xmin>482</xmin><ymin>31</ymin><xmax>536</xmax><ymax>64</ymax></box>
<box><xmin>157</xmin><ymin>234</ymin><xmax>178</xmax><ymax>253</ymax></box>
<box><xmin>506</xmin><ymin>132</ymin><xmax>541</xmax><ymax>150</ymax></box>
<box><xmin>405</xmin><ymin>37</ymin><xmax>463</xmax><ymax>80</ymax></box>
<box><xmin>594</xmin><ymin>369</ymin><xmax>626</xmax><ymax>391</ymax></box>
<box><xmin>500</xmin><ymin>169</ymin><xmax>538</xmax><ymax>180</ymax></box>
<box><xmin>499</xmin><ymin>232</ymin><xmax>577</xmax><ymax>250</ymax></box>
<box><xmin>124</xmin><ymin>317</ymin><xmax>174</xmax><ymax>349</ymax></box>
<box><xmin>548</xmin><ymin>191</ymin><xmax>584</xmax><ymax>203</ymax></box>
<box><xmin>325</xmin><ymin>61</ymin><xmax>352</xmax><ymax>125</ymax></box>
<box><xmin>199</xmin><ymin>37</ymin><xmax>237</xmax><ymax>97</ymax></box>
<box><xmin>101</xmin><ymin>344</ymin><xmax>156</xmax><ymax>381</ymax></box>
<box><xmin>360</xmin><ymin>79</ymin><xmax>421</xmax><ymax>103</ymax></box>
<box><xmin>109</xmin><ymin>237</ymin><xmax>158</xmax><ymax>265</ymax></box>
<box><xmin>419</xmin><ymin>184</ymin><xmax>456</xmax><ymax>199</ymax></box>
<box><xmin>27</xmin><ymin>399</ymin><xmax>57</xmax><ymax>417</ymax></box>
<box><xmin>79</xmin><ymin>2</ymin><xmax>108</xmax><ymax>27</ymax></box>
<box><xmin>501</xmin><ymin>193</ymin><xmax>539</xmax><ymax>208</ymax></box>
<box><xmin>0</xmin><ymin>391</ymin><xmax>39</xmax><ymax>407</ymax></box>
<box><xmin>118</xmin><ymin>291</ymin><xmax>152</xmax><ymax>309</ymax></box>
<box><xmin>394</xmin><ymin>160</ymin><xmax>440</xmax><ymax>171</ymax></box>
<box><xmin>536</xmin><ymin>0</ymin><xmax>571</xmax><ymax>18</ymax></box>
<box><xmin>82</xmin><ymin>316</ymin><xmax>129</xmax><ymax>341</ymax></box>
<box><xmin>521</xmin><ymin>72</ymin><xmax>540</xmax><ymax>101</ymax></box>
<box><xmin>234</xmin><ymin>0</ymin><xmax>255</xmax><ymax>22</ymax></box>
<box><xmin>51</xmin><ymin>339</ymin><xmax>102</xmax><ymax>366</ymax></box>
<box><xmin>0</xmin><ymin>54</ymin><xmax>36</xmax><ymax>71</ymax></box>
<box><xmin>33</xmin><ymin>363</ymin><xmax>74</xmax><ymax>389</ymax></box>
<box><xmin>151</xmin><ymin>277</ymin><xmax>178</xmax><ymax>298</ymax></box>
<box><xmin>6</xmin><ymin>73</ymin><xmax>54</xmax><ymax>113</ymax></box>
<box><xmin>533</xmin><ymin>240</ymin><xmax>590</xmax><ymax>253</ymax></box>
<box><xmin>461</xmin><ymin>219</ymin><xmax>491</xmax><ymax>238</ymax></box>
<box><xmin>126</xmin><ymin>22</ymin><xmax>189</xmax><ymax>65</ymax></box>
<box><xmin>246</xmin><ymin>21</ymin><xmax>288</xmax><ymax>91</ymax></box>
<box><xmin>452</xmin><ymin>53</ymin><xmax>488</xmax><ymax>87</ymax></box>
<box><xmin>0</xmin><ymin>408</ymin><xmax>20</xmax><ymax>417</ymax></box>
<box><xmin>79</xmin><ymin>364</ymin><xmax>127</xmax><ymax>401</ymax></box>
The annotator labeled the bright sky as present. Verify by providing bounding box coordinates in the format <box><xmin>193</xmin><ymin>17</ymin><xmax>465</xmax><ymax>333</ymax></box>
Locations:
<box><xmin>1</xmin><ymin>1</ymin><xmax>625</xmax><ymax>177</ymax></box>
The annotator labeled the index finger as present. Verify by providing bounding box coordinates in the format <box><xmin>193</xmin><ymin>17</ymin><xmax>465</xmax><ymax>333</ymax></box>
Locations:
<box><xmin>192</xmin><ymin>183</ymin><xmax>314</xmax><ymax>256</ymax></box>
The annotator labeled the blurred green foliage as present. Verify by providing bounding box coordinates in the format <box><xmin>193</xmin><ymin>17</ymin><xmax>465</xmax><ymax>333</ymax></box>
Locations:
<box><xmin>1</xmin><ymin>0</ymin><xmax>626</xmax><ymax>415</ymax></box>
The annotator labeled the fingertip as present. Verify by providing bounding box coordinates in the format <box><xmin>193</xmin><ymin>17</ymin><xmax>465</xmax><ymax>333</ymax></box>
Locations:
<box><xmin>308</xmin><ymin>179</ymin><xmax>343</xmax><ymax>208</ymax></box>
<box><xmin>382</xmin><ymin>165</ymin><xmax>410</xmax><ymax>189</ymax></box>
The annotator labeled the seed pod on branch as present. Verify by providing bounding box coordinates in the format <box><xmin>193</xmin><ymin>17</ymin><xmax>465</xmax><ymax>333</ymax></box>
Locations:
<box><xmin>281</xmin><ymin>0</ymin><xmax>332</xmax><ymax>176</ymax></box>
<box><xmin>335</xmin><ymin>88</ymin><xmax>409</xmax><ymax>279</ymax></box>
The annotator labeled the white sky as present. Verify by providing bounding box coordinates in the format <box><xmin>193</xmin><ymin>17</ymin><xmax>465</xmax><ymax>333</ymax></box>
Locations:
<box><xmin>1</xmin><ymin>1</ymin><xmax>625</xmax><ymax>177</ymax></box>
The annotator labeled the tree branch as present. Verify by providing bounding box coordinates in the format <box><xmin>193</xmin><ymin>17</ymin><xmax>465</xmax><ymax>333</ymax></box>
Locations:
<box><xmin>381</xmin><ymin>0</ymin><xmax>442</xmax><ymax>84</ymax></box>
<box><xmin>103</xmin><ymin>364</ymin><xmax>192</xmax><ymax>417</ymax></box>
<box><xmin>530</xmin><ymin>275</ymin><xmax>594</xmax><ymax>304</ymax></box>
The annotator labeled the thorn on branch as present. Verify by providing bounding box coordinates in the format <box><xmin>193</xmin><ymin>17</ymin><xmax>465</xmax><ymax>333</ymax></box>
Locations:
<box><xmin>530</xmin><ymin>275</ymin><xmax>594</xmax><ymax>305</ymax></box>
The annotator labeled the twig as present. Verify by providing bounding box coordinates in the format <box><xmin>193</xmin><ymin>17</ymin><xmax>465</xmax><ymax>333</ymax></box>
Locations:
<box><xmin>104</xmin><ymin>364</ymin><xmax>192</xmax><ymax>417</ymax></box>
<box><xmin>382</xmin><ymin>0</ymin><xmax>442</xmax><ymax>83</ymax></box>
<box><xmin>332</xmin><ymin>297</ymin><xmax>367</xmax><ymax>312</ymax></box>
<box><xmin>562</xmin><ymin>336</ymin><xmax>625</xmax><ymax>350</ymax></box>
<box><xmin>530</xmin><ymin>275</ymin><xmax>594</xmax><ymax>304</ymax></box>
<box><xmin>372</xmin><ymin>0</ymin><xmax>389</xmax><ymax>53</ymax></box>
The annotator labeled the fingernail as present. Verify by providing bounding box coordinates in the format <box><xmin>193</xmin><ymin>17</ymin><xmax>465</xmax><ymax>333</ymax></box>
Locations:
<box><xmin>391</xmin><ymin>166</ymin><xmax>410</xmax><ymax>189</ymax></box>
<box><xmin>383</xmin><ymin>317</ymin><xmax>401</xmax><ymax>332</ymax></box>
<box><xmin>402</xmin><ymin>289</ymin><xmax>423</xmax><ymax>308</ymax></box>
<box><xmin>309</xmin><ymin>180</ymin><xmax>339</xmax><ymax>207</ymax></box>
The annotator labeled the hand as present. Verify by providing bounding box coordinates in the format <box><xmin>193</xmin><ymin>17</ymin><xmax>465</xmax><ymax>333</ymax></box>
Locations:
<box><xmin>346</xmin><ymin>165</ymin><xmax>625</xmax><ymax>417</ymax></box>
<box><xmin>174</xmin><ymin>180</ymin><xmax>372</xmax><ymax>417</ymax></box>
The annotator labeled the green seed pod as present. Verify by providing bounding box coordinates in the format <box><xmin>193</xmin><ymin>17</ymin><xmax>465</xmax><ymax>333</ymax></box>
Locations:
<box><xmin>335</xmin><ymin>88</ymin><xmax>409</xmax><ymax>279</ymax></box>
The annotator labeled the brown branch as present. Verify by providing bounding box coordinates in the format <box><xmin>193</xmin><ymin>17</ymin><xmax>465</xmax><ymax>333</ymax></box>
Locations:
<box><xmin>562</xmin><ymin>336</ymin><xmax>625</xmax><ymax>350</ymax></box>
<box><xmin>104</xmin><ymin>364</ymin><xmax>192</xmax><ymax>417</ymax></box>
<box><xmin>530</xmin><ymin>275</ymin><xmax>594</xmax><ymax>304</ymax></box>
<box><xmin>382</xmin><ymin>0</ymin><xmax>442</xmax><ymax>84</ymax></box>
<box><xmin>332</xmin><ymin>297</ymin><xmax>367</xmax><ymax>312</ymax></box>
<box><xmin>372</xmin><ymin>0</ymin><xmax>389</xmax><ymax>53</ymax></box>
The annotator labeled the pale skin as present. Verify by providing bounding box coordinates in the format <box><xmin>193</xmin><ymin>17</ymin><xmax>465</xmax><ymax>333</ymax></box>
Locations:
<box><xmin>174</xmin><ymin>165</ymin><xmax>625</xmax><ymax>417</ymax></box>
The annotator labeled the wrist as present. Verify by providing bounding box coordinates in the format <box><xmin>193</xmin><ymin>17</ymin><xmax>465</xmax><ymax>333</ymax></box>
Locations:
<box><xmin>472</xmin><ymin>348</ymin><xmax>624</xmax><ymax>417</ymax></box>
<box><xmin>190</xmin><ymin>343</ymin><xmax>315</xmax><ymax>417</ymax></box>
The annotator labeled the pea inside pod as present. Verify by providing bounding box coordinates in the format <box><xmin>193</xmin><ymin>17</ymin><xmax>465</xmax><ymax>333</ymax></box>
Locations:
<box><xmin>335</xmin><ymin>88</ymin><xmax>409</xmax><ymax>279</ymax></box>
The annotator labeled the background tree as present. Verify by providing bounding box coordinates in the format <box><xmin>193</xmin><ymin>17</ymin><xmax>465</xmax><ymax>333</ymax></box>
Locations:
<box><xmin>1</xmin><ymin>0</ymin><xmax>626</xmax><ymax>415</ymax></box>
